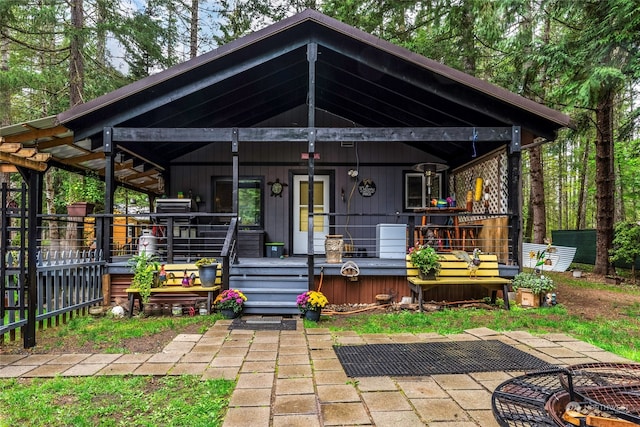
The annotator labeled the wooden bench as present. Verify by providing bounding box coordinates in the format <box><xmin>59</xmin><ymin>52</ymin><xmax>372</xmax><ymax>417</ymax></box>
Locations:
<box><xmin>407</xmin><ymin>253</ymin><xmax>511</xmax><ymax>311</ymax></box>
<box><xmin>125</xmin><ymin>263</ymin><xmax>222</xmax><ymax>317</ymax></box>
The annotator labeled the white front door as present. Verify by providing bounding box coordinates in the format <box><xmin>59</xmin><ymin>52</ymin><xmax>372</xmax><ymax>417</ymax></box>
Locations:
<box><xmin>293</xmin><ymin>175</ymin><xmax>330</xmax><ymax>255</ymax></box>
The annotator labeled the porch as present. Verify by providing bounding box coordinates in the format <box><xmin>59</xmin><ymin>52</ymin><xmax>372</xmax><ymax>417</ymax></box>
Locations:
<box><xmin>77</xmin><ymin>210</ymin><xmax>515</xmax><ymax>314</ymax></box>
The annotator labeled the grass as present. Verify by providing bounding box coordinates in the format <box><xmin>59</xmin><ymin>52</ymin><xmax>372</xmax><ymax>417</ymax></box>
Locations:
<box><xmin>5</xmin><ymin>314</ymin><xmax>222</xmax><ymax>354</ymax></box>
<box><xmin>0</xmin><ymin>376</ymin><xmax>234</xmax><ymax>427</ymax></box>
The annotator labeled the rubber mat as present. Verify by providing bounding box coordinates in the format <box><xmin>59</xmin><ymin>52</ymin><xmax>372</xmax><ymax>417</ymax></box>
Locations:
<box><xmin>334</xmin><ymin>340</ymin><xmax>555</xmax><ymax>377</ymax></box>
<box><xmin>229</xmin><ymin>318</ymin><xmax>297</xmax><ymax>331</ymax></box>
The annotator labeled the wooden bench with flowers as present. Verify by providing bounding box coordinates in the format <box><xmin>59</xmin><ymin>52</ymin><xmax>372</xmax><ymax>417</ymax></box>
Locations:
<box><xmin>407</xmin><ymin>245</ymin><xmax>512</xmax><ymax>312</ymax></box>
<box><xmin>125</xmin><ymin>258</ymin><xmax>222</xmax><ymax>317</ymax></box>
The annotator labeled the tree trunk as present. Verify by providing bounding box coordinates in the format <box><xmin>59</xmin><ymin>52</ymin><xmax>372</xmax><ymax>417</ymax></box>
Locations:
<box><xmin>594</xmin><ymin>90</ymin><xmax>615</xmax><ymax>275</ymax></box>
<box><xmin>529</xmin><ymin>144</ymin><xmax>546</xmax><ymax>244</ymax></box>
<box><xmin>190</xmin><ymin>0</ymin><xmax>199</xmax><ymax>59</ymax></box>
<box><xmin>576</xmin><ymin>136</ymin><xmax>590</xmax><ymax>229</ymax></box>
<box><xmin>70</xmin><ymin>0</ymin><xmax>85</xmax><ymax>106</ymax></box>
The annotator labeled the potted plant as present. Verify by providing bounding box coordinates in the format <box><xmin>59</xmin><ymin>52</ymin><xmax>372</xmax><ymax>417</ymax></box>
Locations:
<box><xmin>213</xmin><ymin>289</ymin><xmax>247</xmax><ymax>318</ymax></box>
<box><xmin>195</xmin><ymin>257</ymin><xmax>218</xmax><ymax>288</ymax></box>
<box><xmin>296</xmin><ymin>290</ymin><xmax>329</xmax><ymax>321</ymax></box>
<box><xmin>127</xmin><ymin>251</ymin><xmax>160</xmax><ymax>308</ymax></box>
<box><xmin>512</xmin><ymin>272</ymin><xmax>556</xmax><ymax>307</ymax></box>
<box><xmin>408</xmin><ymin>244</ymin><xmax>442</xmax><ymax>279</ymax></box>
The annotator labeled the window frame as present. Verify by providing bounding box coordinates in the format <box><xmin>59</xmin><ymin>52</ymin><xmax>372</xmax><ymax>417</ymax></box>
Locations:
<box><xmin>212</xmin><ymin>176</ymin><xmax>264</xmax><ymax>228</ymax></box>
<box><xmin>403</xmin><ymin>171</ymin><xmax>443</xmax><ymax>211</ymax></box>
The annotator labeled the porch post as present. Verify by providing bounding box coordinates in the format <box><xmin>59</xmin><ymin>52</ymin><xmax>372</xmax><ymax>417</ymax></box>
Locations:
<box><xmin>103</xmin><ymin>127</ymin><xmax>115</xmax><ymax>262</ymax></box>
<box><xmin>307</xmin><ymin>42</ymin><xmax>317</xmax><ymax>287</ymax></box>
<box><xmin>21</xmin><ymin>168</ymin><xmax>43</xmax><ymax>348</ymax></box>
<box><xmin>507</xmin><ymin>126</ymin><xmax>522</xmax><ymax>268</ymax></box>
<box><xmin>232</xmin><ymin>128</ymin><xmax>239</xmax><ymax>219</ymax></box>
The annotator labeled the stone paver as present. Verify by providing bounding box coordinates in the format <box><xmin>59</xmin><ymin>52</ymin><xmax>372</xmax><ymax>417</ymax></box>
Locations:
<box><xmin>97</xmin><ymin>363</ymin><xmax>141</xmax><ymax>375</ymax></box>
<box><xmin>321</xmin><ymin>402</ymin><xmax>371</xmax><ymax>425</ymax></box>
<box><xmin>361</xmin><ymin>391</ymin><xmax>413</xmax><ymax>411</ymax></box>
<box><xmin>1</xmin><ymin>325</ymin><xmax>629</xmax><ymax>427</ymax></box>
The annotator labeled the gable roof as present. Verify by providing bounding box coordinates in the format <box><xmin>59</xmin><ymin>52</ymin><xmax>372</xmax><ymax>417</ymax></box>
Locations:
<box><xmin>2</xmin><ymin>9</ymin><xmax>572</xmax><ymax>193</ymax></box>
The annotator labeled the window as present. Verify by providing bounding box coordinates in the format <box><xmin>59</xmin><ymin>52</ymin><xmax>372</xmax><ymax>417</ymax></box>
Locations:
<box><xmin>404</xmin><ymin>172</ymin><xmax>442</xmax><ymax>210</ymax></box>
<box><xmin>213</xmin><ymin>178</ymin><xmax>263</xmax><ymax>227</ymax></box>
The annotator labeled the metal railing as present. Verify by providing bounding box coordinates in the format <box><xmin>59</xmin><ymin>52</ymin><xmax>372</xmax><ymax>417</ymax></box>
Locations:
<box><xmin>315</xmin><ymin>212</ymin><xmax>516</xmax><ymax>265</ymax></box>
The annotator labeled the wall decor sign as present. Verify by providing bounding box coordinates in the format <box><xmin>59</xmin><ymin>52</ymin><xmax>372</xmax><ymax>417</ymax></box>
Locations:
<box><xmin>358</xmin><ymin>178</ymin><xmax>376</xmax><ymax>197</ymax></box>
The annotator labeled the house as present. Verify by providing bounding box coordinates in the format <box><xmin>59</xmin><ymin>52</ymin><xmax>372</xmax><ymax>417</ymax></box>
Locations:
<box><xmin>1</xmin><ymin>10</ymin><xmax>572</xmax><ymax>321</ymax></box>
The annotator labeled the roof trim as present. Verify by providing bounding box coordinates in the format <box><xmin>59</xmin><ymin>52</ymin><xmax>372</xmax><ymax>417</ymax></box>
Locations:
<box><xmin>57</xmin><ymin>9</ymin><xmax>573</xmax><ymax>131</ymax></box>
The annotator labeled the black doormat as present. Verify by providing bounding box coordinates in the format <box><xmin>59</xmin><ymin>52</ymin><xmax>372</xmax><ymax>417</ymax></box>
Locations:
<box><xmin>229</xmin><ymin>318</ymin><xmax>297</xmax><ymax>331</ymax></box>
<box><xmin>334</xmin><ymin>340</ymin><xmax>555</xmax><ymax>377</ymax></box>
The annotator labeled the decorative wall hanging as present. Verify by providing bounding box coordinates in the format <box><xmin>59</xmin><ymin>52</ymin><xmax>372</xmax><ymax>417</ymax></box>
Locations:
<box><xmin>358</xmin><ymin>178</ymin><xmax>376</xmax><ymax>197</ymax></box>
<box><xmin>267</xmin><ymin>178</ymin><xmax>287</xmax><ymax>197</ymax></box>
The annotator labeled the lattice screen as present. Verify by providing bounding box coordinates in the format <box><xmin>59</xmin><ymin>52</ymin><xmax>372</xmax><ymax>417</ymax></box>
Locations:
<box><xmin>449</xmin><ymin>149</ymin><xmax>508</xmax><ymax>223</ymax></box>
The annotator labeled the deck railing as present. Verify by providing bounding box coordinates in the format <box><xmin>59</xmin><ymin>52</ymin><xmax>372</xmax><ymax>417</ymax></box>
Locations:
<box><xmin>316</xmin><ymin>212</ymin><xmax>516</xmax><ymax>265</ymax></box>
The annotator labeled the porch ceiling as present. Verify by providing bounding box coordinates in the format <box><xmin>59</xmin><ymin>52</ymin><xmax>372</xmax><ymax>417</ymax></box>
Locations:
<box><xmin>1</xmin><ymin>10</ymin><xmax>572</xmax><ymax>195</ymax></box>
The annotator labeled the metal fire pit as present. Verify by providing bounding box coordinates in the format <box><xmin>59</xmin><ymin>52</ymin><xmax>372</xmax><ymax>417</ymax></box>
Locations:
<box><xmin>492</xmin><ymin>363</ymin><xmax>640</xmax><ymax>426</ymax></box>
<box><xmin>492</xmin><ymin>369</ymin><xmax>567</xmax><ymax>426</ymax></box>
<box><xmin>559</xmin><ymin>363</ymin><xmax>640</xmax><ymax>424</ymax></box>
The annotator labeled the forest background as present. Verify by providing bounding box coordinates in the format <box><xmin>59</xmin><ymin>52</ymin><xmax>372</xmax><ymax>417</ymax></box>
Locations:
<box><xmin>0</xmin><ymin>0</ymin><xmax>639</xmax><ymax>275</ymax></box>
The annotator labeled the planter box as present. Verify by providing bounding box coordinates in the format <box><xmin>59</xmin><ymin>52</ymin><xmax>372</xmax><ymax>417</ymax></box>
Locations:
<box><xmin>67</xmin><ymin>202</ymin><xmax>95</xmax><ymax>217</ymax></box>
<box><xmin>515</xmin><ymin>288</ymin><xmax>540</xmax><ymax>308</ymax></box>
<box><xmin>605</xmin><ymin>276</ymin><xmax>621</xmax><ymax>285</ymax></box>
<box><xmin>498</xmin><ymin>265</ymin><xmax>519</xmax><ymax>278</ymax></box>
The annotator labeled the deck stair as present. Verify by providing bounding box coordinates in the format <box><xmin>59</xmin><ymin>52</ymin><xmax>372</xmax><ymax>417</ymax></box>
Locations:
<box><xmin>229</xmin><ymin>259</ymin><xmax>308</xmax><ymax>315</ymax></box>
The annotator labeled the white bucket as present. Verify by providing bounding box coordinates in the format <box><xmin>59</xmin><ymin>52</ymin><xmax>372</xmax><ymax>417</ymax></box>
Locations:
<box><xmin>138</xmin><ymin>230</ymin><xmax>157</xmax><ymax>256</ymax></box>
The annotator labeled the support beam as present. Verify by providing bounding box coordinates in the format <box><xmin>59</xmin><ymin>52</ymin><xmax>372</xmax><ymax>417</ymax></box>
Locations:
<box><xmin>103</xmin><ymin>128</ymin><xmax>115</xmax><ymax>262</ymax></box>
<box><xmin>0</xmin><ymin>152</ymin><xmax>48</xmax><ymax>172</ymax></box>
<box><xmin>232</xmin><ymin>128</ymin><xmax>239</xmax><ymax>220</ymax></box>
<box><xmin>507</xmin><ymin>126</ymin><xmax>522</xmax><ymax>267</ymax></box>
<box><xmin>307</xmin><ymin>42</ymin><xmax>317</xmax><ymax>286</ymax></box>
<box><xmin>112</xmin><ymin>126</ymin><xmax>514</xmax><ymax>143</ymax></box>
<box><xmin>23</xmin><ymin>168</ymin><xmax>43</xmax><ymax>348</ymax></box>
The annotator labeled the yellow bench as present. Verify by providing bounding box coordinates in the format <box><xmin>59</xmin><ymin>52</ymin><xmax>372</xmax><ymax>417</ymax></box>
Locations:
<box><xmin>125</xmin><ymin>263</ymin><xmax>222</xmax><ymax>317</ymax></box>
<box><xmin>407</xmin><ymin>253</ymin><xmax>511</xmax><ymax>311</ymax></box>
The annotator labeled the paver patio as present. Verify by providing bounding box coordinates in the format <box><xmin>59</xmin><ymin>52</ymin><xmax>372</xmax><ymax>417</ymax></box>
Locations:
<box><xmin>0</xmin><ymin>318</ymin><xmax>631</xmax><ymax>426</ymax></box>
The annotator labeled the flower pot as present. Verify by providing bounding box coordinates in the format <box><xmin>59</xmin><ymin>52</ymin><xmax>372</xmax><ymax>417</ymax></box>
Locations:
<box><xmin>198</xmin><ymin>264</ymin><xmax>219</xmax><ymax>288</ymax></box>
<box><xmin>66</xmin><ymin>202</ymin><xmax>95</xmax><ymax>217</ymax></box>
<box><xmin>220</xmin><ymin>308</ymin><xmax>241</xmax><ymax>319</ymax></box>
<box><xmin>418</xmin><ymin>270</ymin><xmax>437</xmax><ymax>280</ymax></box>
<box><xmin>305</xmin><ymin>308</ymin><xmax>321</xmax><ymax>322</ymax></box>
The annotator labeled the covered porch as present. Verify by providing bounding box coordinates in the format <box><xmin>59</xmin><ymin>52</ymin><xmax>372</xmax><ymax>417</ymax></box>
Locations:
<box><xmin>1</xmin><ymin>10</ymin><xmax>572</xmax><ymax>331</ymax></box>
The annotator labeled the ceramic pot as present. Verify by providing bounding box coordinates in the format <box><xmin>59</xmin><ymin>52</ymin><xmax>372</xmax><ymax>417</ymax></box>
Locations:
<box><xmin>304</xmin><ymin>308</ymin><xmax>321</xmax><ymax>322</ymax></box>
<box><xmin>325</xmin><ymin>235</ymin><xmax>344</xmax><ymax>264</ymax></box>
<box><xmin>220</xmin><ymin>308</ymin><xmax>240</xmax><ymax>319</ymax></box>
<box><xmin>198</xmin><ymin>264</ymin><xmax>219</xmax><ymax>288</ymax></box>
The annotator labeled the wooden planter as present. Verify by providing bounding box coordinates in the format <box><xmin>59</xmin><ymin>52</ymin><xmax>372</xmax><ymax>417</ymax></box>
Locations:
<box><xmin>605</xmin><ymin>276</ymin><xmax>621</xmax><ymax>285</ymax></box>
<box><xmin>66</xmin><ymin>202</ymin><xmax>95</xmax><ymax>217</ymax></box>
<box><xmin>515</xmin><ymin>288</ymin><xmax>540</xmax><ymax>308</ymax></box>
